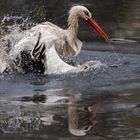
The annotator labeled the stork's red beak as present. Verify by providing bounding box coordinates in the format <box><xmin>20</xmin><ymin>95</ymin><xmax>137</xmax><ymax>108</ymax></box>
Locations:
<box><xmin>87</xmin><ymin>18</ymin><xmax>109</xmax><ymax>41</ymax></box>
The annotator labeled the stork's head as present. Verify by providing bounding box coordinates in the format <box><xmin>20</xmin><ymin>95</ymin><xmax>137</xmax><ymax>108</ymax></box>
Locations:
<box><xmin>69</xmin><ymin>6</ymin><xmax>92</xmax><ymax>20</ymax></box>
<box><xmin>69</xmin><ymin>6</ymin><xmax>109</xmax><ymax>41</ymax></box>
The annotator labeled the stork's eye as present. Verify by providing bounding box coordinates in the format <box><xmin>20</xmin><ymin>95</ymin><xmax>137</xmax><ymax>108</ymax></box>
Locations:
<box><xmin>85</xmin><ymin>11</ymin><xmax>89</xmax><ymax>17</ymax></box>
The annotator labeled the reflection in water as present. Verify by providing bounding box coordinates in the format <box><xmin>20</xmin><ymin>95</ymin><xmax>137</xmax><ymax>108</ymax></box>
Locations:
<box><xmin>0</xmin><ymin>74</ymin><xmax>139</xmax><ymax>139</ymax></box>
<box><xmin>68</xmin><ymin>93</ymin><xmax>96</xmax><ymax>136</ymax></box>
<box><xmin>0</xmin><ymin>105</ymin><xmax>41</xmax><ymax>133</ymax></box>
<box><xmin>0</xmin><ymin>88</ymin><xmax>97</xmax><ymax>136</ymax></box>
<box><xmin>68</xmin><ymin>104</ymin><xmax>96</xmax><ymax>136</ymax></box>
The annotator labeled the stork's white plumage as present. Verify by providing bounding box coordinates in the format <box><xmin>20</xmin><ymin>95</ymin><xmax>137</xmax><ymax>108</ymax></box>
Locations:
<box><xmin>9</xmin><ymin>5</ymin><xmax>108</xmax><ymax>74</ymax></box>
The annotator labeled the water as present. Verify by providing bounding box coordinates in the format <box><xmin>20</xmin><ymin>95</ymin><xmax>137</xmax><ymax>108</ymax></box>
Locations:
<box><xmin>0</xmin><ymin>46</ymin><xmax>140</xmax><ymax>139</ymax></box>
<box><xmin>0</xmin><ymin>0</ymin><xmax>140</xmax><ymax>140</ymax></box>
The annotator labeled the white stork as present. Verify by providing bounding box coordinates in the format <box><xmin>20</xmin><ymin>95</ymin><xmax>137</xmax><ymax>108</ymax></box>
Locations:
<box><xmin>9</xmin><ymin>5</ymin><xmax>108</xmax><ymax>74</ymax></box>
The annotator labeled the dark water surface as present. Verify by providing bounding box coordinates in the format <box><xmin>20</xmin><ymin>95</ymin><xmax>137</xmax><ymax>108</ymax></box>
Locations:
<box><xmin>0</xmin><ymin>42</ymin><xmax>140</xmax><ymax>140</ymax></box>
<box><xmin>0</xmin><ymin>0</ymin><xmax>140</xmax><ymax>140</ymax></box>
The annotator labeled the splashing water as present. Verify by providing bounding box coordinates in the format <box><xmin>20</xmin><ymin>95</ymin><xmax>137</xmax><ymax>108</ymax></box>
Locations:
<box><xmin>0</xmin><ymin>16</ymin><xmax>37</xmax><ymax>73</ymax></box>
<box><xmin>0</xmin><ymin>15</ymin><xmax>107</xmax><ymax>75</ymax></box>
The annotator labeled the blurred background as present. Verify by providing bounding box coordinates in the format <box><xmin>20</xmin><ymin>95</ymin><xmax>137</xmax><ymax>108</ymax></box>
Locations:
<box><xmin>0</xmin><ymin>0</ymin><xmax>140</xmax><ymax>41</ymax></box>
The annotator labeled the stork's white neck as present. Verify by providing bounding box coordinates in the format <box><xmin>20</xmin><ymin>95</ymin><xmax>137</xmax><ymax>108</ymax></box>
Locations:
<box><xmin>64</xmin><ymin>12</ymin><xmax>83</xmax><ymax>57</ymax></box>
<box><xmin>67</xmin><ymin>13</ymin><xmax>79</xmax><ymax>39</ymax></box>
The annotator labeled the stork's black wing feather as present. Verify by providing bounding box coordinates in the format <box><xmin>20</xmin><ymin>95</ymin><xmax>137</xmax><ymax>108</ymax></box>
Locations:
<box><xmin>32</xmin><ymin>32</ymin><xmax>46</xmax><ymax>60</ymax></box>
